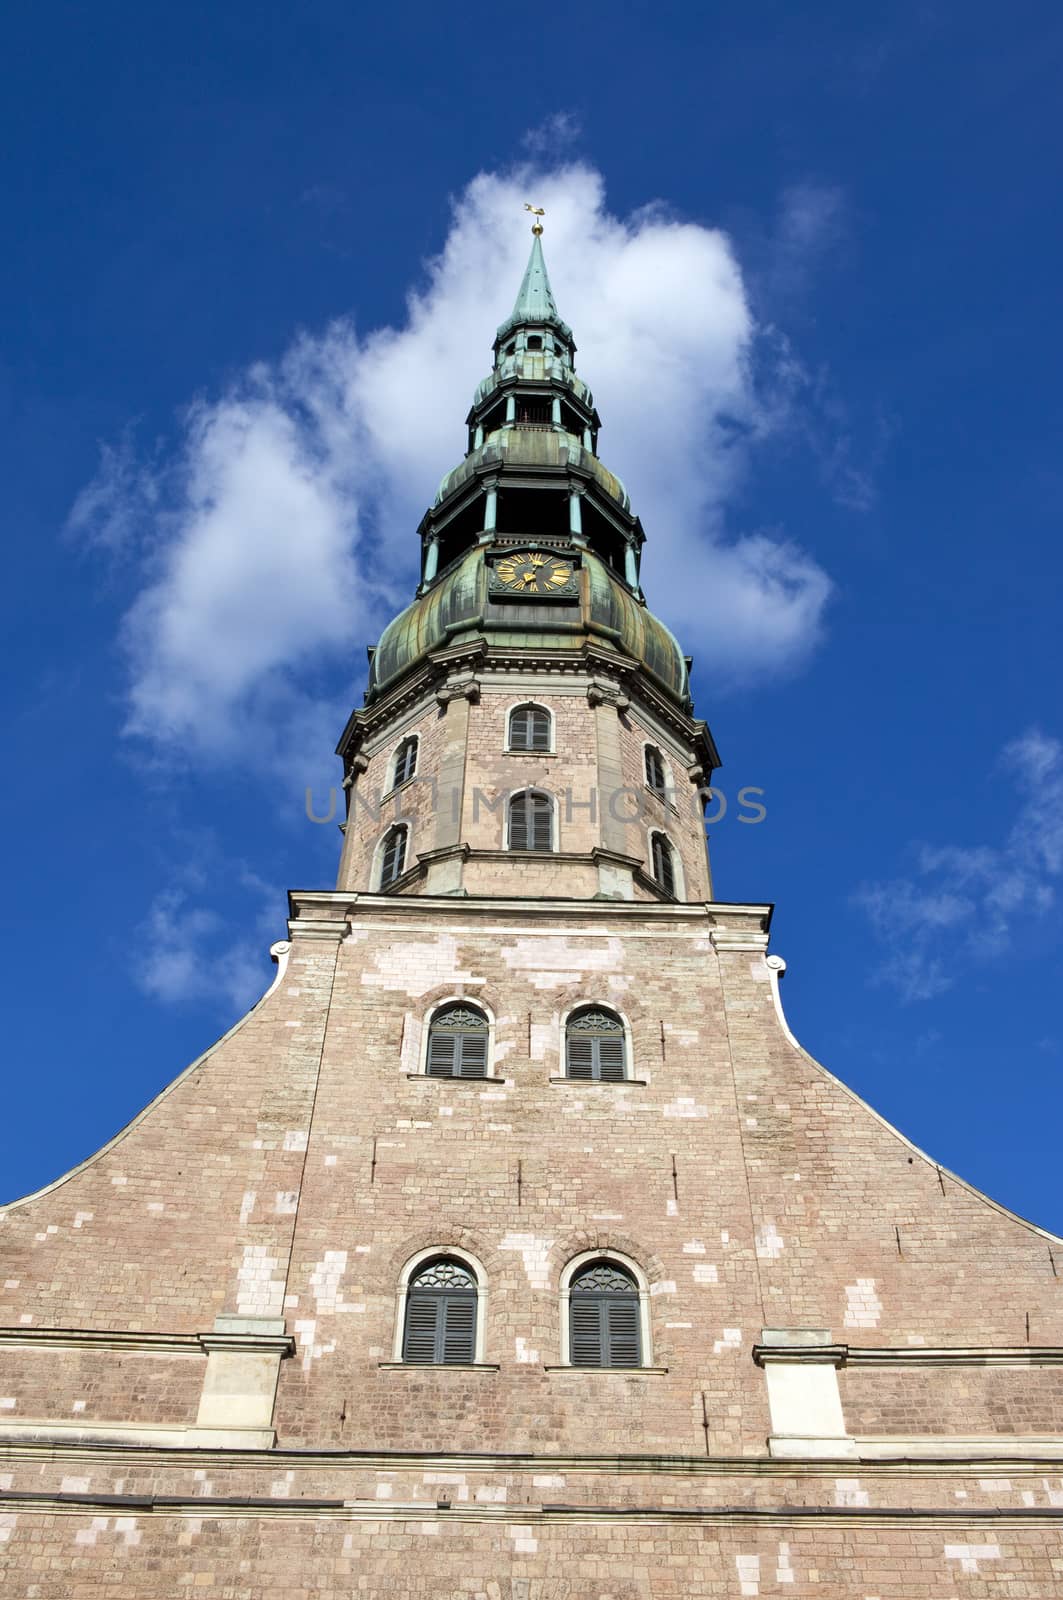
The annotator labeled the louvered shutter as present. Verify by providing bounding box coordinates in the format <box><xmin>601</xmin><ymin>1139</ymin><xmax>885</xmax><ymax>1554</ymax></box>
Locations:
<box><xmin>509</xmin><ymin>794</ymin><xmax>529</xmax><ymax>850</ymax></box>
<box><xmin>402</xmin><ymin>1296</ymin><xmax>441</xmax><ymax>1363</ymax></box>
<box><xmin>566</xmin><ymin>1035</ymin><xmax>595</xmax><ymax>1079</ymax></box>
<box><xmin>427</xmin><ymin>1030</ymin><xmax>458</xmax><ymax>1077</ymax></box>
<box><xmin>440</xmin><ymin>1296</ymin><xmax>476</xmax><ymax>1363</ymax></box>
<box><xmin>455</xmin><ymin>1030</ymin><xmax>487</xmax><ymax>1079</ymax></box>
<box><xmin>604</xmin><ymin>1298</ymin><xmax>641</xmax><ymax>1366</ymax></box>
<box><xmin>645</xmin><ymin>747</ymin><xmax>666</xmax><ymax>794</ymax></box>
<box><xmin>530</xmin><ymin>793</ymin><xmax>552</xmax><ymax>850</ymax></box>
<box><xmin>570</xmin><ymin>1297</ymin><xmax>605</xmax><ymax>1366</ymax></box>
<box><xmin>596</xmin><ymin>1034</ymin><xmax>625</xmax><ymax>1082</ymax></box>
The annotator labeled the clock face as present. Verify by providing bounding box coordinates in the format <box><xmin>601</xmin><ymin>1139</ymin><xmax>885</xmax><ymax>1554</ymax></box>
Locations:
<box><xmin>495</xmin><ymin>552</ymin><xmax>575</xmax><ymax>594</ymax></box>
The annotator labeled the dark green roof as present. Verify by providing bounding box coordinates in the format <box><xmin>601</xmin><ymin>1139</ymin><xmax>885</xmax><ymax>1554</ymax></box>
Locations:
<box><xmin>368</xmin><ymin>547</ymin><xmax>688</xmax><ymax>705</ymax></box>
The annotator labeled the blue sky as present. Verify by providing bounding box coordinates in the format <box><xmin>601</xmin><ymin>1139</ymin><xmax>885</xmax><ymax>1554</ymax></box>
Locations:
<box><xmin>4</xmin><ymin>2</ymin><xmax>1063</xmax><ymax>1233</ymax></box>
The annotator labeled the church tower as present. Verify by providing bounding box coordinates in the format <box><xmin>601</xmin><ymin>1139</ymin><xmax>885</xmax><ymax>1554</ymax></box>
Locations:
<box><xmin>335</xmin><ymin>219</ymin><xmax>716</xmax><ymax>909</ymax></box>
<box><xmin>2</xmin><ymin>226</ymin><xmax>1063</xmax><ymax>1598</ymax></box>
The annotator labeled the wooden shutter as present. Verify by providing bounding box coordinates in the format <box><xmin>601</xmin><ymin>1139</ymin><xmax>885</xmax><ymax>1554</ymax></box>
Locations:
<box><xmin>566</xmin><ymin>1035</ymin><xmax>596</xmax><ymax>1079</ymax></box>
<box><xmin>604</xmin><ymin>1298</ymin><xmax>641</xmax><ymax>1366</ymax></box>
<box><xmin>570</xmin><ymin>1297</ymin><xmax>605</xmax><ymax>1366</ymax></box>
<box><xmin>596</xmin><ymin>1033</ymin><xmax>625</xmax><ymax>1081</ymax></box>
<box><xmin>570</xmin><ymin>1261</ymin><xmax>642</xmax><ymax>1368</ymax></box>
<box><xmin>427</xmin><ymin>1007</ymin><xmax>488</xmax><ymax>1079</ymax></box>
<box><xmin>440</xmin><ymin>1296</ymin><xmax>476</xmax><ymax>1363</ymax></box>
<box><xmin>402</xmin><ymin>1295</ymin><xmax>441</xmax><ymax>1363</ymax></box>
<box><xmin>566</xmin><ymin>1010</ymin><xmax>626</xmax><ymax>1081</ymax></box>
<box><xmin>529</xmin><ymin>793</ymin><xmax>552</xmax><ymax>850</ymax></box>
<box><xmin>426</xmin><ymin>1030</ymin><xmax>458</xmax><ymax>1078</ymax></box>
<box><xmin>455</xmin><ymin>1030</ymin><xmax>487</xmax><ymax>1079</ymax></box>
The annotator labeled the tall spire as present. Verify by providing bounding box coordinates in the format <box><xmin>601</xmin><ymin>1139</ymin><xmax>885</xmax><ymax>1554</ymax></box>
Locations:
<box><xmin>495</xmin><ymin>224</ymin><xmax>571</xmax><ymax>345</ymax></box>
<box><xmin>510</xmin><ymin>232</ymin><xmax>560</xmax><ymax>326</ymax></box>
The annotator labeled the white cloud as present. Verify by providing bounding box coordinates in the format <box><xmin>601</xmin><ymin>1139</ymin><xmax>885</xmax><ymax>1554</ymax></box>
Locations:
<box><xmin>135</xmin><ymin>864</ymin><xmax>280</xmax><ymax>1012</ymax></box>
<box><xmin>855</xmin><ymin>730</ymin><xmax>1063</xmax><ymax>1001</ymax></box>
<box><xmin>70</xmin><ymin>160</ymin><xmax>833</xmax><ymax>765</ymax></box>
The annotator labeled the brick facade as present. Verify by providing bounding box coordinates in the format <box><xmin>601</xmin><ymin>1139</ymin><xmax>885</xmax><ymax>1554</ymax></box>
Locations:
<box><xmin>4</xmin><ymin>232</ymin><xmax>1061</xmax><ymax>1594</ymax></box>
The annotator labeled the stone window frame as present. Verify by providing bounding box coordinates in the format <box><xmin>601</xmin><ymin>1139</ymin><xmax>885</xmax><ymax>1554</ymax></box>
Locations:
<box><xmin>384</xmin><ymin>732</ymin><xmax>421</xmax><ymax>797</ymax></box>
<box><xmin>504</xmin><ymin>787</ymin><xmax>558</xmax><ymax>853</ymax></box>
<box><xmin>504</xmin><ymin>699</ymin><xmax>555</xmax><ymax>755</ymax></box>
<box><xmin>557</xmin><ymin>1249</ymin><xmax>653</xmax><ymax>1370</ymax></box>
<box><xmin>647</xmin><ymin>828</ymin><xmax>683</xmax><ymax>899</ymax></box>
<box><xmin>642</xmin><ymin>740</ymin><xmax>672</xmax><ymax>801</ymax></box>
<box><xmin>373</xmin><ymin>821</ymin><xmax>412</xmax><ymax>890</ymax></box>
<box><xmin>416</xmin><ymin>995</ymin><xmax>501</xmax><ymax>1082</ymax></box>
<box><xmin>558</xmin><ymin>1001</ymin><xmax>633</xmax><ymax>1082</ymax></box>
<box><xmin>392</xmin><ymin>1245</ymin><xmax>489</xmax><ymax>1365</ymax></box>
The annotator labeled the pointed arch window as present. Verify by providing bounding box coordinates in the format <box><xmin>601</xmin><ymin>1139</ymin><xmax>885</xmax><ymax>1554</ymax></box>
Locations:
<box><xmin>569</xmin><ymin>1260</ymin><xmax>642</xmax><ymax>1368</ymax></box>
<box><xmin>508</xmin><ymin>790</ymin><xmax>553</xmax><ymax>852</ymax></box>
<box><xmin>565</xmin><ymin>1007</ymin><xmax>626</xmax><ymax>1081</ymax></box>
<box><xmin>508</xmin><ymin>703</ymin><xmax>552</xmax><ymax>752</ymax></box>
<box><xmin>379</xmin><ymin>824</ymin><xmax>409</xmax><ymax>887</ymax></box>
<box><xmin>649</xmin><ymin>831</ymin><xmax>676</xmax><ymax>897</ymax></box>
<box><xmin>402</xmin><ymin>1258</ymin><xmax>478</xmax><ymax>1365</ymax></box>
<box><xmin>644</xmin><ymin>745</ymin><xmax>667</xmax><ymax>796</ymax></box>
<box><xmin>426</xmin><ymin>1004</ymin><xmax>489</xmax><ymax>1079</ymax></box>
<box><xmin>392</xmin><ymin>736</ymin><xmax>418</xmax><ymax>789</ymax></box>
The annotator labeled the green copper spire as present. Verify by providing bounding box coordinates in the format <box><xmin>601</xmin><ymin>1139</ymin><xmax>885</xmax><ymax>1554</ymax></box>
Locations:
<box><xmin>495</xmin><ymin>226</ymin><xmax>572</xmax><ymax>344</ymax></box>
<box><xmin>511</xmin><ymin>232</ymin><xmax>559</xmax><ymax>324</ymax></box>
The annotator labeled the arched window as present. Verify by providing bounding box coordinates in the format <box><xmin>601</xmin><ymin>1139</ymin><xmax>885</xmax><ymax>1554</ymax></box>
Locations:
<box><xmin>391</xmin><ymin>735</ymin><xmax>418</xmax><ymax>789</ymax></box>
<box><xmin>508</xmin><ymin>703</ymin><xmax>551</xmax><ymax>752</ymax></box>
<box><xmin>402</xmin><ymin>1258</ymin><xmax>478</xmax><ymax>1364</ymax></box>
<box><xmin>378</xmin><ymin>824</ymin><xmax>409</xmax><ymax>887</ymax></box>
<box><xmin>649</xmin><ymin>831</ymin><xmax>676</xmax><ymax>897</ymax></box>
<box><xmin>569</xmin><ymin>1259</ymin><xmax>642</xmax><ymax>1368</ymax></box>
<box><xmin>508</xmin><ymin>789</ymin><xmax>553</xmax><ymax>852</ymax></box>
<box><xmin>565</xmin><ymin>1007</ymin><xmax>626</xmax><ymax>1081</ymax></box>
<box><xmin>426</xmin><ymin>1004</ymin><xmax>488</xmax><ymax>1079</ymax></box>
<box><xmin>644</xmin><ymin>745</ymin><xmax>667</xmax><ymax>796</ymax></box>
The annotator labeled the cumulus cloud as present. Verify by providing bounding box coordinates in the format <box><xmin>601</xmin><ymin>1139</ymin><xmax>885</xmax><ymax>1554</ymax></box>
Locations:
<box><xmin>71</xmin><ymin>160</ymin><xmax>833</xmax><ymax>767</ymax></box>
<box><xmin>855</xmin><ymin>730</ymin><xmax>1063</xmax><ymax>1001</ymax></box>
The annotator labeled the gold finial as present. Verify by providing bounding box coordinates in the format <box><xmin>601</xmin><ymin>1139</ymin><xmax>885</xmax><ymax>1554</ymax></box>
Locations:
<box><xmin>524</xmin><ymin>202</ymin><xmax>545</xmax><ymax>235</ymax></box>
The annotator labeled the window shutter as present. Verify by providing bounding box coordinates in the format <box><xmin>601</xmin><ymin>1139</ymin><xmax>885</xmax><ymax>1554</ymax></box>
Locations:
<box><xmin>402</xmin><ymin>1296</ymin><xmax>441</xmax><ymax>1363</ymax></box>
<box><xmin>510</xmin><ymin>708</ymin><xmax>530</xmax><ymax>748</ymax></box>
<box><xmin>605</xmin><ymin>1298</ymin><xmax>641</xmax><ymax>1367</ymax></box>
<box><xmin>509</xmin><ymin>795</ymin><xmax>529</xmax><ymax>850</ymax></box>
<box><xmin>596</xmin><ymin>1034</ymin><xmax>626</xmax><ymax>1082</ymax></box>
<box><xmin>455</xmin><ymin>1030</ymin><xmax>488</xmax><ymax>1079</ymax></box>
<box><xmin>566</xmin><ymin>1009</ymin><xmax>626</xmax><ymax>1081</ymax></box>
<box><xmin>567</xmin><ymin>1035</ymin><xmax>595</xmax><ymax>1079</ymax></box>
<box><xmin>645</xmin><ymin>747</ymin><xmax>666</xmax><ymax>793</ymax></box>
<box><xmin>530</xmin><ymin>794</ymin><xmax>552</xmax><ymax>850</ymax></box>
<box><xmin>570</xmin><ymin>1298</ymin><xmax>604</xmax><ymax>1366</ymax></box>
<box><xmin>427</xmin><ymin>1031</ymin><xmax>458</xmax><ymax>1078</ymax></box>
<box><xmin>440</xmin><ymin>1296</ymin><xmax>476</xmax><ymax>1363</ymax></box>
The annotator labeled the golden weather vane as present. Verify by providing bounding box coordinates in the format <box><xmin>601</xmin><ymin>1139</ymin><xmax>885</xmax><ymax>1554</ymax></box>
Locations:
<box><xmin>524</xmin><ymin>203</ymin><xmax>545</xmax><ymax>235</ymax></box>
